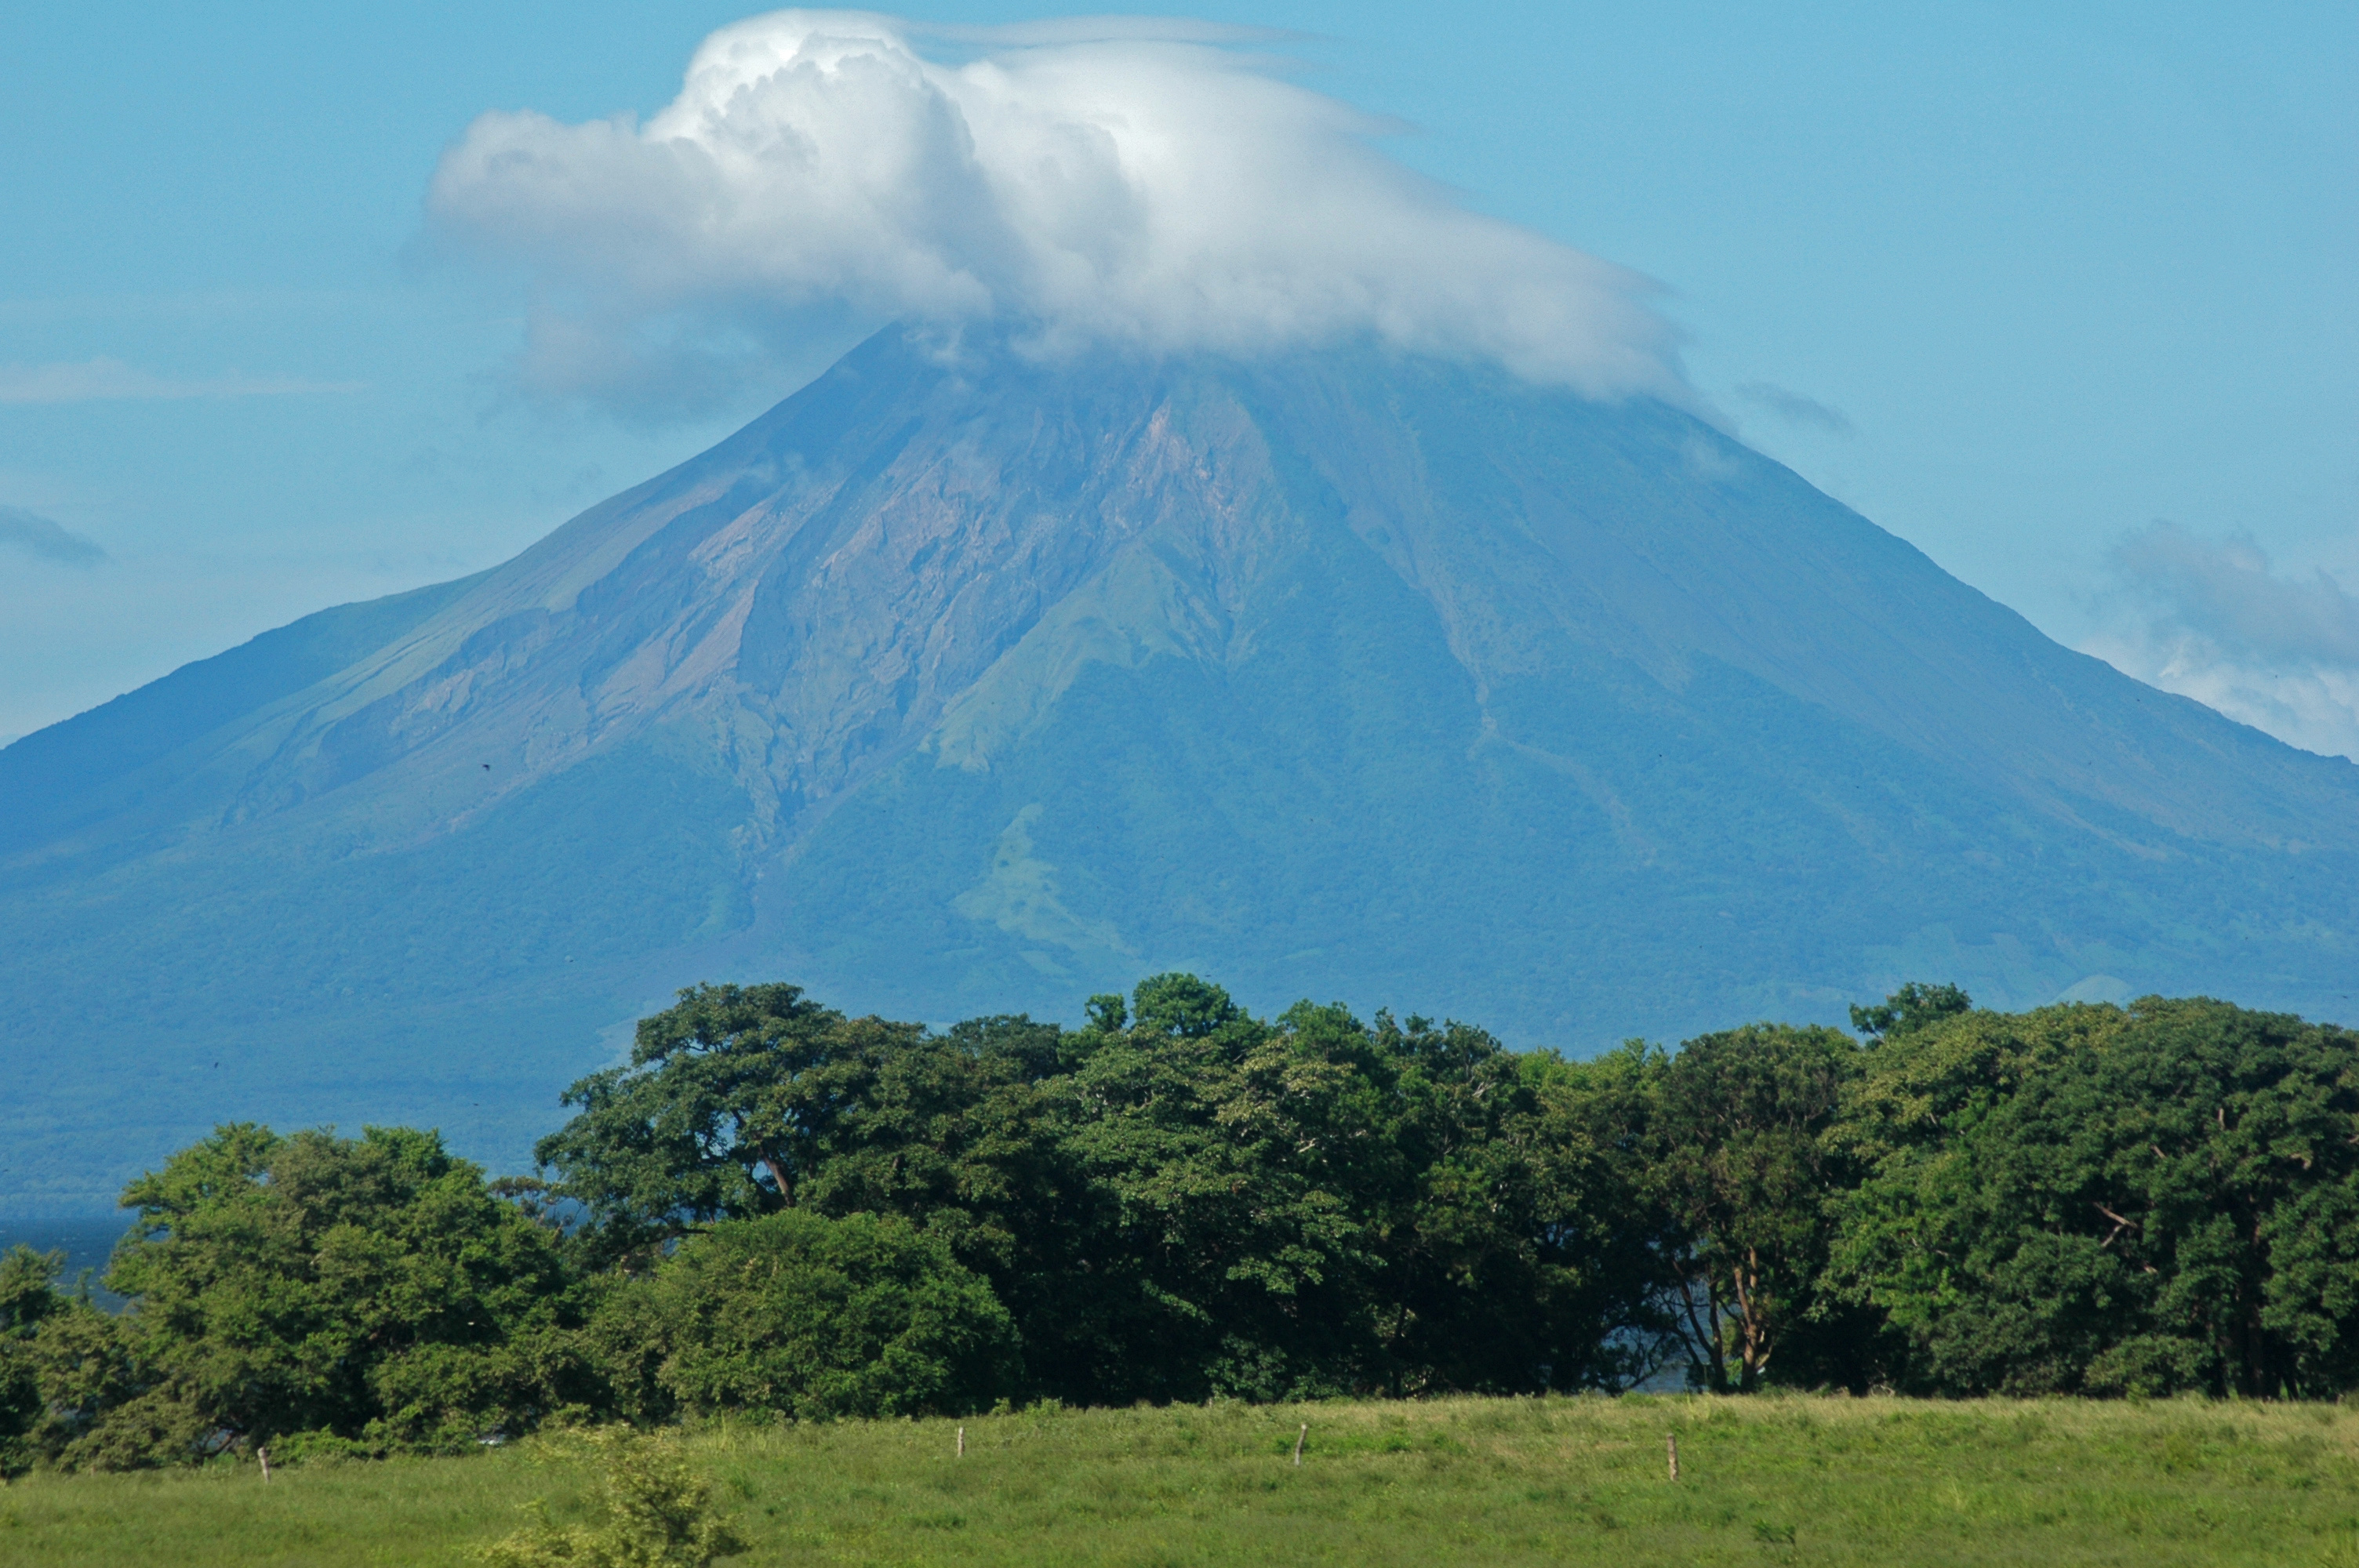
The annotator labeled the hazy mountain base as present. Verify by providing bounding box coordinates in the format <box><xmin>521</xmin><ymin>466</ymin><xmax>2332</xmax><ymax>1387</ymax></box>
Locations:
<box><xmin>5</xmin><ymin>332</ymin><xmax>2357</xmax><ymax>1211</ymax></box>
<box><xmin>0</xmin><ymin>743</ymin><xmax>751</xmax><ymax>1212</ymax></box>
<box><xmin>0</xmin><ymin>572</ymin><xmax>488</xmax><ymax>863</ymax></box>
<box><xmin>775</xmin><ymin>640</ymin><xmax>2230</xmax><ymax>1035</ymax></box>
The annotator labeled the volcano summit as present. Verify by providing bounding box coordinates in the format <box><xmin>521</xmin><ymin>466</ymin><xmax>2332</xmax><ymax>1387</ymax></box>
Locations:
<box><xmin>4</xmin><ymin>328</ymin><xmax>2355</xmax><ymax>1207</ymax></box>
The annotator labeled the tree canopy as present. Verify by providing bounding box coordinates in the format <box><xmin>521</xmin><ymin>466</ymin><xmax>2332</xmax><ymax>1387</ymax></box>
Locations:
<box><xmin>594</xmin><ymin>1210</ymin><xmax>1020</xmax><ymax>1423</ymax></box>
<box><xmin>1829</xmin><ymin>996</ymin><xmax>2359</xmax><ymax>1396</ymax></box>
<box><xmin>31</xmin><ymin>1124</ymin><xmax>590</xmax><ymax>1469</ymax></box>
<box><xmin>11</xmin><ymin>976</ymin><xmax>2359</xmax><ymax>1472</ymax></box>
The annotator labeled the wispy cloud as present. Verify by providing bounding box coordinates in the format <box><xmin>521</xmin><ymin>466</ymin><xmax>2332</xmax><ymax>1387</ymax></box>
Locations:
<box><xmin>427</xmin><ymin>9</ymin><xmax>1680</xmax><ymax>414</ymax></box>
<box><xmin>2086</xmin><ymin>521</ymin><xmax>2359</xmax><ymax>761</ymax></box>
<box><xmin>0</xmin><ymin>358</ymin><xmax>363</xmax><ymax>406</ymax></box>
<box><xmin>0</xmin><ymin>505</ymin><xmax>108</xmax><ymax>567</ymax></box>
<box><xmin>1733</xmin><ymin>381</ymin><xmax>1854</xmax><ymax>435</ymax></box>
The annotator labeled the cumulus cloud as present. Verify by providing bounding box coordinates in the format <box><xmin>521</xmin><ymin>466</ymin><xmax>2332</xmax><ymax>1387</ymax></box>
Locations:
<box><xmin>0</xmin><ymin>359</ymin><xmax>362</xmax><ymax>405</ymax></box>
<box><xmin>2087</xmin><ymin>521</ymin><xmax>2359</xmax><ymax>761</ymax></box>
<box><xmin>0</xmin><ymin>506</ymin><xmax>107</xmax><ymax>567</ymax></box>
<box><xmin>427</xmin><ymin>9</ymin><xmax>1679</xmax><ymax>410</ymax></box>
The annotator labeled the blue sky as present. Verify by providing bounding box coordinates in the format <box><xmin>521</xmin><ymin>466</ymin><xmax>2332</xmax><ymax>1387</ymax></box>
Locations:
<box><xmin>3</xmin><ymin>2</ymin><xmax>2354</xmax><ymax>751</ymax></box>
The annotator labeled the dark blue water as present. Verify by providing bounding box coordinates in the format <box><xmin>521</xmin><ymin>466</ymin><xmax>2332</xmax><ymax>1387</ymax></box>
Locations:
<box><xmin>0</xmin><ymin>1214</ymin><xmax>135</xmax><ymax>1309</ymax></box>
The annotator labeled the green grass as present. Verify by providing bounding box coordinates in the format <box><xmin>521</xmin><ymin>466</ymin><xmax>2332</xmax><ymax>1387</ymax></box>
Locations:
<box><xmin>7</xmin><ymin>1394</ymin><xmax>2359</xmax><ymax>1566</ymax></box>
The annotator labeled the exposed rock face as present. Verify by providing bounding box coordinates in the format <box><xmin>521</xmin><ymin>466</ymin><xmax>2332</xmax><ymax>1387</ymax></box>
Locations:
<box><xmin>5</xmin><ymin>328</ymin><xmax>2354</xmax><ymax>1207</ymax></box>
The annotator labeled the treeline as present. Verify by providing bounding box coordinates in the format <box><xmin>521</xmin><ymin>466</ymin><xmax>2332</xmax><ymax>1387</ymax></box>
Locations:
<box><xmin>5</xmin><ymin>975</ymin><xmax>2359</xmax><ymax>1472</ymax></box>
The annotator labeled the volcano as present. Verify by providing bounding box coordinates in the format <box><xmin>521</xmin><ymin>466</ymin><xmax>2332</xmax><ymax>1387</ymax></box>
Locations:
<box><xmin>6</xmin><ymin>328</ymin><xmax>2356</xmax><ymax>1208</ymax></box>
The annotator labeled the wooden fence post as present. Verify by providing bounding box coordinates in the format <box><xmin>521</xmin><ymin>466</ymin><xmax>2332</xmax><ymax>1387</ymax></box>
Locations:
<box><xmin>258</xmin><ymin>1446</ymin><xmax>271</xmax><ymax>1483</ymax></box>
<box><xmin>958</xmin><ymin>1425</ymin><xmax>965</xmax><ymax>1457</ymax></box>
<box><xmin>1667</xmin><ymin>1433</ymin><xmax>1678</xmax><ymax>1482</ymax></box>
<box><xmin>1293</xmin><ymin>1424</ymin><xmax>1307</xmax><ymax>1467</ymax></box>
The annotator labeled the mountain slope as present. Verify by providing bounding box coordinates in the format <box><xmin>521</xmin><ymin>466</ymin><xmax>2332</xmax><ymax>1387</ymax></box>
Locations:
<box><xmin>4</xmin><ymin>328</ymin><xmax>2354</xmax><ymax>1210</ymax></box>
<box><xmin>0</xmin><ymin>572</ymin><xmax>488</xmax><ymax>860</ymax></box>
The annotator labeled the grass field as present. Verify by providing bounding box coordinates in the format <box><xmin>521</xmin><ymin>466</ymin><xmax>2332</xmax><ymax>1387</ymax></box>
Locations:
<box><xmin>5</xmin><ymin>1394</ymin><xmax>2359</xmax><ymax>1566</ymax></box>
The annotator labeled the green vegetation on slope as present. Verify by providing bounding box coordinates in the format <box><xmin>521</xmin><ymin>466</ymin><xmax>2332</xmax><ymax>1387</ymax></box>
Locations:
<box><xmin>9</xmin><ymin>1396</ymin><xmax>2359</xmax><ymax>1566</ymax></box>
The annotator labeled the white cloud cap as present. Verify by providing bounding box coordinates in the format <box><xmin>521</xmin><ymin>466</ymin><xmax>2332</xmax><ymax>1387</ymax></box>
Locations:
<box><xmin>429</xmin><ymin>9</ymin><xmax>1678</xmax><ymax>405</ymax></box>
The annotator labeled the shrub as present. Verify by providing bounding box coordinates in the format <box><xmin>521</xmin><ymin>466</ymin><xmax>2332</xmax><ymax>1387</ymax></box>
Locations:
<box><xmin>477</xmin><ymin>1427</ymin><xmax>743</xmax><ymax>1568</ymax></box>
<box><xmin>597</xmin><ymin>1210</ymin><xmax>1019</xmax><ymax>1421</ymax></box>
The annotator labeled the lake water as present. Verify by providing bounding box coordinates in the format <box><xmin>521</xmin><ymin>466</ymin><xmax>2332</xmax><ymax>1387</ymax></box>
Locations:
<box><xmin>0</xmin><ymin>1214</ymin><xmax>136</xmax><ymax>1309</ymax></box>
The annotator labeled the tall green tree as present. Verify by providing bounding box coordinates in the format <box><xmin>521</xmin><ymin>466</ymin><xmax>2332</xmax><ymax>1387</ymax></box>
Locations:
<box><xmin>534</xmin><ymin>984</ymin><xmax>866</xmax><ymax>1257</ymax></box>
<box><xmin>53</xmin><ymin>1124</ymin><xmax>583</xmax><ymax>1468</ymax></box>
<box><xmin>1649</xmin><ymin>1022</ymin><xmax>1864</xmax><ymax>1391</ymax></box>
<box><xmin>0</xmin><ymin>1245</ymin><xmax>69</xmax><ymax>1475</ymax></box>
<box><xmin>1041</xmin><ymin>978</ymin><xmax>1392</xmax><ymax>1399</ymax></box>
<box><xmin>536</xmin><ymin>971</ymin><xmax>1691</xmax><ymax>1404</ymax></box>
<box><xmin>1830</xmin><ymin>996</ymin><xmax>2359</xmax><ymax>1396</ymax></box>
<box><xmin>1377</xmin><ymin>1026</ymin><xmax>1677</xmax><ymax>1394</ymax></box>
<box><xmin>539</xmin><ymin>988</ymin><xmax>1083</xmax><ymax>1360</ymax></box>
<box><xmin>1023</xmin><ymin>978</ymin><xmax>1674</xmax><ymax>1399</ymax></box>
<box><xmin>1849</xmin><ymin>982</ymin><xmax>1972</xmax><ymax>1044</ymax></box>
